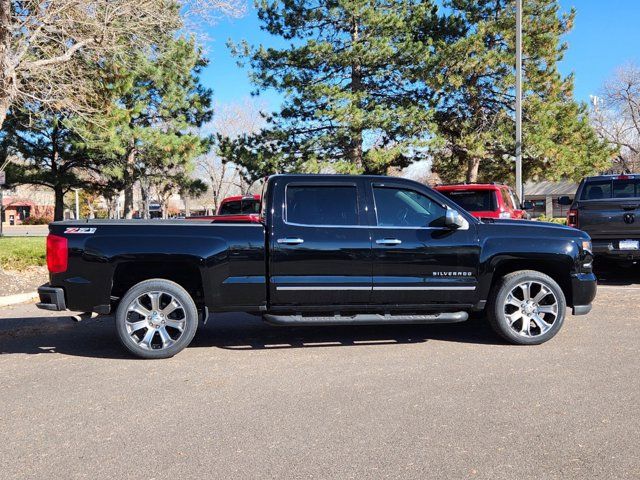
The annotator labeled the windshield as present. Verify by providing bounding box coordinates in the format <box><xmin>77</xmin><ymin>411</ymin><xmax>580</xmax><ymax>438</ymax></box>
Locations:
<box><xmin>440</xmin><ymin>190</ymin><xmax>497</xmax><ymax>212</ymax></box>
<box><xmin>580</xmin><ymin>178</ymin><xmax>640</xmax><ymax>200</ymax></box>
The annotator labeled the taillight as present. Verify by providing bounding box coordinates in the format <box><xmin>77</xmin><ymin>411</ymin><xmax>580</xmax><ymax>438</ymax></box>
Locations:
<box><xmin>46</xmin><ymin>234</ymin><xmax>68</xmax><ymax>273</ymax></box>
<box><xmin>567</xmin><ymin>209</ymin><xmax>579</xmax><ymax>228</ymax></box>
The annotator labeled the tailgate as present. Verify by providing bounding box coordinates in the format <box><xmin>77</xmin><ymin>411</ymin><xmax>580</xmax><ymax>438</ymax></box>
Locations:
<box><xmin>578</xmin><ymin>200</ymin><xmax>640</xmax><ymax>239</ymax></box>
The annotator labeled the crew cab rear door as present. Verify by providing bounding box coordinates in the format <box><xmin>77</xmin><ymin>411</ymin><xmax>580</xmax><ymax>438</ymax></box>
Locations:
<box><xmin>268</xmin><ymin>177</ymin><xmax>372</xmax><ymax>306</ymax></box>
<box><xmin>367</xmin><ymin>180</ymin><xmax>481</xmax><ymax>308</ymax></box>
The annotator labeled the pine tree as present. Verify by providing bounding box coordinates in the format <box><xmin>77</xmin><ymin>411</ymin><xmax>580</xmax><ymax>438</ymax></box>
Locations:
<box><xmin>426</xmin><ymin>0</ymin><xmax>612</xmax><ymax>184</ymax></box>
<box><xmin>231</xmin><ymin>0</ymin><xmax>439</xmax><ymax>174</ymax></box>
<box><xmin>85</xmin><ymin>37</ymin><xmax>213</xmax><ymax>218</ymax></box>
<box><xmin>1</xmin><ymin>110</ymin><xmax>95</xmax><ymax>220</ymax></box>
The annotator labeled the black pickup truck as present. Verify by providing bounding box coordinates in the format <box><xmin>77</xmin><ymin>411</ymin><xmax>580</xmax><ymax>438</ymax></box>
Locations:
<box><xmin>565</xmin><ymin>174</ymin><xmax>640</xmax><ymax>263</ymax></box>
<box><xmin>37</xmin><ymin>174</ymin><xmax>597</xmax><ymax>358</ymax></box>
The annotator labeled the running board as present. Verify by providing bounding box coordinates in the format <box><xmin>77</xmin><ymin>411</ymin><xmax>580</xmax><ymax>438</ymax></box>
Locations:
<box><xmin>262</xmin><ymin>311</ymin><xmax>468</xmax><ymax>326</ymax></box>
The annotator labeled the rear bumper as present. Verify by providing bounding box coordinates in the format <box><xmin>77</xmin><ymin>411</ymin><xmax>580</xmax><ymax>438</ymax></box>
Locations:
<box><xmin>570</xmin><ymin>273</ymin><xmax>597</xmax><ymax>316</ymax></box>
<box><xmin>36</xmin><ymin>284</ymin><xmax>67</xmax><ymax>311</ymax></box>
<box><xmin>592</xmin><ymin>239</ymin><xmax>640</xmax><ymax>260</ymax></box>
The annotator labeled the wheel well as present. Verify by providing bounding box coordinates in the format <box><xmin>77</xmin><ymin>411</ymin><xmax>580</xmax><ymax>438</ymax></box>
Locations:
<box><xmin>111</xmin><ymin>262</ymin><xmax>204</xmax><ymax>307</ymax></box>
<box><xmin>491</xmin><ymin>260</ymin><xmax>573</xmax><ymax>305</ymax></box>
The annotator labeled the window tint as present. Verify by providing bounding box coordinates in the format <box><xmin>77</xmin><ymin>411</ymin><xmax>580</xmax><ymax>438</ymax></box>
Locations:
<box><xmin>219</xmin><ymin>199</ymin><xmax>261</xmax><ymax>215</ymax></box>
<box><xmin>612</xmin><ymin>179</ymin><xmax>640</xmax><ymax>198</ymax></box>
<box><xmin>440</xmin><ymin>190</ymin><xmax>496</xmax><ymax>212</ymax></box>
<box><xmin>219</xmin><ymin>201</ymin><xmax>241</xmax><ymax>215</ymax></box>
<box><xmin>581</xmin><ymin>180</ymin><xmax>612</xmax><ymax>200</ymax></box>
<box><xmin>374</xmin><ymin>187</ymin><xmax>446</xmax><ymax>227</ymax></box>
<box><xmin>286</xmin><ymin>185</ymin><xmax>358</xmax><ymax>226</ymax></box>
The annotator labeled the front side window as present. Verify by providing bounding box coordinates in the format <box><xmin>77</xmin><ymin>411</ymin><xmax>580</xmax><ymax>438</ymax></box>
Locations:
<box><xmin>286</xmin><ymin>185</ymin><xmax>359</xmax><ymax>226</ymax></box>
<box><xmin>374</xmin><ymin>187</ymin><xmax>447</xmax><ymax>227</ymax></box>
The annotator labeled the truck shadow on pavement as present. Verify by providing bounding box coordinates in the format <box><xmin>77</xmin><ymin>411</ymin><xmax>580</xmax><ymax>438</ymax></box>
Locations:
<box><xmin>594</xmin><ymin>262</ymin><xmax>640</xmax><ymax>286</ymax></box>
<box><xmin>0</xmin><ymin>312</ymin><xmax>502</xmax><ymax>359</ymax></box>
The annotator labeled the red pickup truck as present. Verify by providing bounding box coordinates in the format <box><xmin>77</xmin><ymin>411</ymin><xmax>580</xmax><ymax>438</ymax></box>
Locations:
<box><xmin>187</xmin><ymin>194</ymin><xmax>261</xmax><ymax>223</ymax></box>
<box><xmin>435</xmin><ymin>184</ymin><xmax>530</xmax><ymax>220</ymax></box>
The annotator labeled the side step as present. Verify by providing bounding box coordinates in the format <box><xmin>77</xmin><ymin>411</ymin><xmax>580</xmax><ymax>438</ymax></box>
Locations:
<box><xmin>263</xmin><ymin>311</ymin><xmax>468</xmax><ymax>326</ymax></box>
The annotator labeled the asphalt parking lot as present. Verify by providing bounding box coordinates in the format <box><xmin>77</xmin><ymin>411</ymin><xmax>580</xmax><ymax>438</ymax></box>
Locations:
<box><xmin>1</xmin><ymin>266</ymin><xmax>639</xmax><ymax>479</ymax></box>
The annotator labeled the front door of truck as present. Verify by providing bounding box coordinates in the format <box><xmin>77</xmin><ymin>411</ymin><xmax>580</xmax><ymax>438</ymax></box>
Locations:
<box><xmin>367</xmin><ymin>182</ymin><xmax>481</xmax><ymax>308</ymax></box>
<box><xmin>269</xmin><ymin>179</ymin><xmax>372</xmax><ymax>306</ymax></box>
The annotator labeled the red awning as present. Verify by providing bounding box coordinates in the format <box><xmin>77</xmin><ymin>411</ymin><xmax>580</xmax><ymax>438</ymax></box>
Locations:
<box><xmin>2</xmin><ymin>197</ymin><xmax>34</xmax><ymax>207</ymax></box>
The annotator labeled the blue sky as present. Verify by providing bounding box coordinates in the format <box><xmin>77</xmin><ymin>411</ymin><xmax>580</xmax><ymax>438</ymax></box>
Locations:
<box><xmin>200</xmin><ymin>0</ymin><xmax>640</xmax><ymax>112</ymax></box>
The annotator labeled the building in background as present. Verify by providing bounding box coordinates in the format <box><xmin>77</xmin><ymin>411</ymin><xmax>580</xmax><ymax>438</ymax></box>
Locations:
<box><xmin>524</xmin><ymin>180</ymin><xmax>578</xmax><ymax>218</ymax></box>
<box><xmin>0</xmin><ymin>185</ymin><xmax>55</xmax><ymax>226</ymax></box>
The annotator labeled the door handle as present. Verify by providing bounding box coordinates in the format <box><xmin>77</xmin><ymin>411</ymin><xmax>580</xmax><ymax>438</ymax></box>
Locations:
<box><xmin>376</xmin><ymin>238</ymin><xmax>402</xmax><ymax>245</ymax></box>
<box><xmin>277</xmin><ymin>237</ymin><xmax>304</xmax><ymax>245</ymax></box>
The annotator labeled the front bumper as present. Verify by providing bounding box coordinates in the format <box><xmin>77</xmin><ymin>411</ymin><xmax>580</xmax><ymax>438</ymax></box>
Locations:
<box><xmin>570</xmin><ymin>273</ymin><xmax>597</xmax><ymax>316</ymax></box>
<box><xmin>36</xmin><ymin>284</ymin><xmax>67</xmax><ymax>311</ymax></box>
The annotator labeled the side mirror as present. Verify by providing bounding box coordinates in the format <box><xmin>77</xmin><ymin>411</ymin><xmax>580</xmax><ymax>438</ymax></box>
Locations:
<box><xmin>444</xmin><ymin>209</ymin><xmax>467</xmax><ymax>230</ymax></box>
<box><xmin>558</xmin><ymin>196</ymin><xmax>572</xmax><ymax>206</ymax></box>
<box><xmin>522</xmin><ymin>200</ymin><xmax>534</xmax><ymax>210</ymax></box>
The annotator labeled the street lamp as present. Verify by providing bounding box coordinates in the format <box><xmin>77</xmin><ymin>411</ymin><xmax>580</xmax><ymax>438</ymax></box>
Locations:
<box><xmin>72</xmin><ymin>188</ymin><xmax>80</xmax><ymax>220</ymax></box>
<box><xmin>515</xmin><ymin>0</ymin><xmax>523</xmax><ymax>203</ymax></box>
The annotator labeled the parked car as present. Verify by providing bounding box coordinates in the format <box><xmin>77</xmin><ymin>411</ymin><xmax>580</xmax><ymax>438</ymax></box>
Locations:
<box><xmin>435</xmin><ymin>183</ymin><xmax>530</xmax><ymax>220</ymax></box>
<box><xmin>186</xmin><ymin>194</ymin><xmax>262</xmax><ymax>223</ymax></box>
<box><xmin>37</xmin><ymin>174</ymin><xmax>596</xmax><ymax>358</ymax></box>
<box><xmin>562</xmin><ymin>174</ymin><xmax>640</xmax><ymax>263</ymax></box>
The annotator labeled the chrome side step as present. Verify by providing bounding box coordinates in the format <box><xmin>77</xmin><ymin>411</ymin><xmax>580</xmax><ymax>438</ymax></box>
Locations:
<box><xmin>262</xmin><ymin>311</ymin><xmax>468</xmax><ymax>326</ymax></box>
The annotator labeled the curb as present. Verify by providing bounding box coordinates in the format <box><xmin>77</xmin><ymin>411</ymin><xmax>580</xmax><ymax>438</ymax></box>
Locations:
<box><xmin>0</xmin><ymin>292</ymin><xmax>39</xmax><ymax>308</ymax></box>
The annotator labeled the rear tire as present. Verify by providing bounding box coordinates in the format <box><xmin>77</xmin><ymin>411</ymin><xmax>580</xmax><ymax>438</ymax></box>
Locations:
<box><xmin>487</xmin><ymin>270</ymin><xmax>566</xmax><ymax>345</ymax></box>
<box><xmin>115</xmin><ymin>279</ymin><xmax>198</xmax><ymax>359</ymax></box>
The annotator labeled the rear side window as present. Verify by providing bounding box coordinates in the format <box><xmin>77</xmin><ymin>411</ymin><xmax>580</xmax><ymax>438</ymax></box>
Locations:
<box><xmin>501</xmin><ymin>188</ymin><xmax>515</xmax><ymax>209</ymax></box>
<box><xmin>286</xmin><ymin>185</ymin><xmax>359</xmax><ymax>226</ymax></box>
<box><xmin>440</xmin><ymin>190</ymin><xmax>496</xmax><ymax>212</ymax></box>
<box><xmin>580</xmin><ymin>179</ymin><xmax>640</xmax><ymax>200</ymax></box>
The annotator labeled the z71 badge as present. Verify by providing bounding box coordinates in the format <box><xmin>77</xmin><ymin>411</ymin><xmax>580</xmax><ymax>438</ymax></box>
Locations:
<box><xmin>64</xmin><ymin>227</ymin><xmax>97</xmax><ymax>234</ymax></box>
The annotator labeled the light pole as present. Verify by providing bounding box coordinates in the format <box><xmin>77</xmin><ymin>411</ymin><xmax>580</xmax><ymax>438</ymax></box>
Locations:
<box><xmin>73</xmin><ymin>188</ymin><xmax>80</xmax><ymax>220</ymax></box>
<box><xmin>515</xmin><ymin>0</ymin><xmax>523</xmax><ymax>203</ymax></box>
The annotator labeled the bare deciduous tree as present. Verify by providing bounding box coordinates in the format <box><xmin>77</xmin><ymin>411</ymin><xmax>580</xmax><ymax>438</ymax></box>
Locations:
<box><xmin>0</xmin><ymin>0</ymin><xmax>245</xmax><ymax>131</ymax></box>
<box><xmin>198</xmin><ymin>98</ymin><xmax>266</xmax><ymax>210</ymax></box>
<box><xmin>591</xmin><ymin>64</ymin><xmax>640</xmax><ymax>173</ymax></box>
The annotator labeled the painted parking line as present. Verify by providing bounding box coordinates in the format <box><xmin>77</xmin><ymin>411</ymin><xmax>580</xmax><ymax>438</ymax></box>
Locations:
<box><xmin>597</xmin><ymin>284</ymin><xmax>640</xmax><ymax>290</ymax></box>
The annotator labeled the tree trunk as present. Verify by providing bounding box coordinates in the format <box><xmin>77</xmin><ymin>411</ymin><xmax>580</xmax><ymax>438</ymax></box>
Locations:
<box><xmin>0</xmin><ymin>0</ymin><xmax>13</xmax><ymax>132</ymax></box>
<box><xmin>54</xmin><ymin>186</ymin><xmax>65</xmax><ymax>221</ymax></box>
<box><xmin>123</xmin><ymin>148</ymin><xmax>136</xmax><ymax>219</ymax></box>
<box><xmin>139</xmin><ymin>177</ymin><xmax>150</xmax><ymax>219</ymax></box>
<box><xmin>184</xmin><ymin>196</ymin><xmax>190</xmax><ymax>217</ymax></box>
<box><xmin>466</xmin><ymin>158</ymin><xmax>480</xmax><ymax>183</ymax></box>
<box><xmin>349</xmin><ymin>17</ymin><xmax>364</xmax><ymax>170</ymax></box>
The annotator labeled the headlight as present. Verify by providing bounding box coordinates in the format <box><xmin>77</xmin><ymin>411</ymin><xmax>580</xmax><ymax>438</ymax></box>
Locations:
<box><xmin>582</xmin><ymin>240</ymin><xmax>592</xmax><ymax>254</ymax></box>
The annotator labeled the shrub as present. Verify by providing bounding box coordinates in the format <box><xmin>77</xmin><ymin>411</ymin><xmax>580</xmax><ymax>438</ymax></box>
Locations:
<box><xmin>536</xmin><ymin>215</ymin><xmax>567</xmax><ymax>225</ymax></box>
<box><xmin>22</xmin><ymin>215</ymin><xmax>52</xmax><ymax>225</ymax></box>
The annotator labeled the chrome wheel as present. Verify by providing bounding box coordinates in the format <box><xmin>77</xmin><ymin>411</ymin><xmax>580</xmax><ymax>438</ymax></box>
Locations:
<box><xmin>125</xmin><ymin>291</ymin><xmax>187</xmax><ymax>350</ymax></box>
<box><xmin>503</xmin><ymin>281</ymin><xmax>559</xmax><ymax>338</ymax></box>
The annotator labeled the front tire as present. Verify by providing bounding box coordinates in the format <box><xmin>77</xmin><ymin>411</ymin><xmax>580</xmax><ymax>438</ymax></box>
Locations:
<box><xmin>487</xmin><ymin>270</ymin><xmax>566</xmax><ymax>345</ymax></box>
<box><xmin>115</xmin><ymin>279</ymin><xmax>198</xmax><ymax>359</ymax></box>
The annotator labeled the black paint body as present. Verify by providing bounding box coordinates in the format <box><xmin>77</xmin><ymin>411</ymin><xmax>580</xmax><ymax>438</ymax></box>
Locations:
<box><xmin>45</xmin><ymin>175</ymin><xmax>597</xmax><ymax>316</ymax></box>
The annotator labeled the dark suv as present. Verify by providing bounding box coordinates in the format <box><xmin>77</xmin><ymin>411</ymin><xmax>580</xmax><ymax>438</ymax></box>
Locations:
<box><xmin>564</xmin><ymin>174</ymin><xmax>640</xmax><ymax>262</ymax></box>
